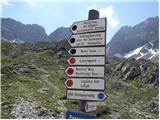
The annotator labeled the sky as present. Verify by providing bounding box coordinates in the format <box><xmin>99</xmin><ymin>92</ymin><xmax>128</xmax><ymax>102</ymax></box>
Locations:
<box><xmin>0</xmin><ymin>0</ymin><xmax>159</xmax><ymax>43</ymax></box>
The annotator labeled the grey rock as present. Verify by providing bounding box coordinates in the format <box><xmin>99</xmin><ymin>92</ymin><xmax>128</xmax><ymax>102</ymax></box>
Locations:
<box><xmin>140</xmin><ymin>64</ymin><xmax>148</xmax><ymax>74</ymax></box>
<box><xmin>111</xmin><ymin>82</ymin><xmax>125</xmax><ymax>90</ymax></box>
<box><xmin>115</xmin><ymin>62</ymin><xmax>124</xmax><ymax>71</ymax></box>
<box><xmin>142</xmin><ymin>75</ymin><xmax>159</xmax><ymax>88</ymax></box>
<box><xmin>37</xmin><ymin>88</ymin><xmax>49</xmax><ymax>94</ymax></box>
<box><xmin>124</xmin><ymin>67</ymin><xmax>141</xmax><ymax>80</ymax></box>
<box><xmin>121</xmin><ymin>64</ymin><xmax>130</xmax><ymax>74</ymax></box>
<box><xmin>145</xmin><ymin>100</ymin><xmax>159</xmax><ymax>112</ymax></box>
<box><xmin>11</xmin><ymin>97</ymin><xmax>64</xmax><ymax>119</ymax></box>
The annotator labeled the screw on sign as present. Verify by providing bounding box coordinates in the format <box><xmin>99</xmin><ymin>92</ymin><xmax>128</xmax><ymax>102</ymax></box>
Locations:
<box><xmin>69</xmin><ymin>38</ymin><xmax>75</xmax><ymax>44</ymax></box>
<box><xmin>68</xmin><ymin>57</ymin><xmax>76</xmax><ymax>65</ymax></box>
<box><xmin>66</xmin><ymin>79</ymin><xmax>73</xmax><ymax>87</ymax></box>
<box><xmin>70</xmin><ymin>48</ymin><xmax>76</xmax><ymax>55</ymax></box>
<box><xmin>67</xmin><ymin>68</ymin><xmax>74</xmax><ymax>75</ymax></box>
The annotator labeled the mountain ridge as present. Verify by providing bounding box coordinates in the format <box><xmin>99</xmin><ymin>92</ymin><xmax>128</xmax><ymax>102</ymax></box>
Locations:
<box><xmin>107</xmin><ymin>16</ymin><xmax>159</xmax><ymax>62</ymax></box>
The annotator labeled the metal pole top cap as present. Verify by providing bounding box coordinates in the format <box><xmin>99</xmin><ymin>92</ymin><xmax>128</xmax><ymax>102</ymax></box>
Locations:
<box><xmin>88</xmin><ymin>9</ymin><xmax>99</xmax><ymax>20</ymax></box>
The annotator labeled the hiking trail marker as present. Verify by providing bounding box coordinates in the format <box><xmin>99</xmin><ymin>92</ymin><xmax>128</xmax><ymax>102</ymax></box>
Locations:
<box><xmin>65</xmin><ymin>9</ymin><xmax>107</xmax><ymax>118</ymax></box>
<box><xmin>65</xmin><ymin>78</ymin><xmax>105</xmax><ymax>90</ymax></box>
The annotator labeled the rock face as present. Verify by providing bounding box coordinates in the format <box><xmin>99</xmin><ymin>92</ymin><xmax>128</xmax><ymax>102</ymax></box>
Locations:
<box><xmin>1</xmin><ymin>18</ymin><xmax>49</xmax><ymax>43</ymax></box>
<box><xmin>145</xmin><ymin>98</ymin><xmax>159</xmax><ymax>112</ymax></box>
<box><xmin>113</xmin><ymin>59</ymin><xmax>159</xmax><ymax>88</ymax></box>
<box><xmin>11</xmin><ymin>97</ymin><xmax>64</xmax><ymax>119</ymax></box>
<box><xmin>107</xmin><ymin>17</ymin><xmax>159</xmax><ymax>62</ymax></box>
<box><xmin>49</xmin><ymin>27</ymin><xmax>72</xmax><ymax>41</ymax></box>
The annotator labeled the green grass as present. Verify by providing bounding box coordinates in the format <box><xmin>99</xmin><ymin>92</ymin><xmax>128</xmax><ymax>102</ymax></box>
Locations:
<box><xmin>1</xmin><ymin>42</ymin><xmax>159</xmax><ymax>119</ymax></box>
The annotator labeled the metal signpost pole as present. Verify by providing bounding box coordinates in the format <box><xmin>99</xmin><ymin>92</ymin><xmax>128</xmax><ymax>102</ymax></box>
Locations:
<box><xmin>79</xmin><ymin>9</ymin><xmax>100</xmax><ymax>113</ymax></box>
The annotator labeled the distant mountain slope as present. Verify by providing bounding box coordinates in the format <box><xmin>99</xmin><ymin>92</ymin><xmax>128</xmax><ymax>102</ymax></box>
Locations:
<box><xmin>1</xmin><ymin>18</ymin><xmax>49</xmax><ymax>43</ymax></box>
<box><xmin>107</xmin><ymin>16</ymin><xmax>159</xmax><ymax>61</ymax></box>
<box><xmin>49</xmin><ymin>27</ymin><xmax>71</xmax><ymax>41</ymax></box>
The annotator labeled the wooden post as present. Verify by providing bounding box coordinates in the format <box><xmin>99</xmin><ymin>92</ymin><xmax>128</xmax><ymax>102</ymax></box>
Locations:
<box><xmin>79</xmin><ymin>9</ymin><xmax>100</xmax><ymax>112</ymax></box>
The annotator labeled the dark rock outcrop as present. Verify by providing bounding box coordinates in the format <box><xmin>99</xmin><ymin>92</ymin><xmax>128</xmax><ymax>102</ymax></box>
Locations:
<box><xmin>1</xmin><ymin>18</ymin><xmax>49</xmax><ymax>43</ymax></box>
<box><xmin>107</xmin><ymin>16</ymin><xmax>159</xmax><ymax>57</ymax></box>
<box><xmin>49</xmin><ymin>27</ymin><xmax>72</xmax><ymax>41</ymax></box>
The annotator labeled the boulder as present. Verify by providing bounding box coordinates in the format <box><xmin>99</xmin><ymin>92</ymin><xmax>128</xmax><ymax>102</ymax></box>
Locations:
<box><xmin>124</xmin><ymin>67</ymin><xmax>141</xmax><ymax>80</ymax></box>
<box><xmin>142</xmin><ymin>74</ymin><xmax>159</xmax><ymax>88</ymax></box>
<box><xmin>121</xmin><ymin>64</ymin><xmax>130</xmax><ymax>74</ymax></box>
<box><xmin>145</xmin><ymin>100</ymin><xmax>159</xmax><ymax>112</ymax></box>
<box><xmin>115</xmin><ymin>62</ymin><xmax>124</xmax><ymax>71</ymax></box>
<box><xmin>111</xmin><ymin>82</ymin><xmax>125</xmax><ymax>90</ymax></box>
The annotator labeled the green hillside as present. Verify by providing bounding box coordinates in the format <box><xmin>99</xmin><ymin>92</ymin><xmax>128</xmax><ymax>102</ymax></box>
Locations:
<box><xmin>1</xmin><ymin>40</ymin><xmax>159</xmax><ymax>119</ymax></box>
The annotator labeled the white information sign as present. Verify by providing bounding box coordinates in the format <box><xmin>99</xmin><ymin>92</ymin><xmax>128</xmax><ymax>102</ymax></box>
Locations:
<box><xmin>68</xmin><ymin>47</ymin><xmax>105</xmax><ymax>56</ymax></box>
<box><xmin>67</xmin><ymin>56</ymin><xmax>105</xmax><ymax>65</ymax></box>
<box><xmin>68</xmin><ymin>32</ymin><xmax>105</xmax><ymax>47</ymax></box>
<box><xmin>65</xmin><ymin>78</ymin><xmax>104</xmax><ymax>90</ymax></box>
<box><xmin>85</xmin><ymin>102</ymin><xmax>98</xmax><ymax>112</ymax></box>
<box><xmin>67</xmin><ymin>90</ymin><xmax>107</xmax><ymax>101</ymax></box>
<box><xmin>65</xmin><ymin>66</ymin><xmax>104</xmax><ymax>78</ymax></box>
<box><xmin>70</xmin><ymin>18</ymin><xmax>106</xmax><ymax>34</ymax></box>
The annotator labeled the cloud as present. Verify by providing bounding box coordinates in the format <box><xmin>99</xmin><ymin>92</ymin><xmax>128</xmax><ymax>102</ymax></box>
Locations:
<box><xmin>24</xmin><ymin>0</ymin><xmax>42</xmax><ymax>8</ymax></box>
<box><xmin>88</xmin><ymin>5</ymin><xmax>119</xmax><ymax>28</ymax></box>
<box><xmin>0</xmin><ymin>0</ymin><xmax>9</xmax><ymax>6</ymax></box>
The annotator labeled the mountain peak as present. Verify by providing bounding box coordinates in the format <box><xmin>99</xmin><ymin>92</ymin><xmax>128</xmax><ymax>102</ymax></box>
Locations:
<box><xmin>107</xmin><ymin>16</ymin><xmax>159</xmax><ymax>62</ymax></box>
<box><xmin>49</xmin><ymin>27</ymin><xmax>72</xmax><ymax>41</ymax></box>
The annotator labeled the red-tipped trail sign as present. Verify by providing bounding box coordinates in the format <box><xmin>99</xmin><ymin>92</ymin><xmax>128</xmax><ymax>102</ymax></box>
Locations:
<box><xmin>67</xmin><ymin>56</ymin><xmax>105</xmax><ymax>65</ymax></box>
<box><xmin>65</xmin><ymin>66</ymin><xmax>104</xmax><ymax>78</ymax></box>
<box><xmin>65</xmin><ymin>78</ymin><xmax>104</xmax><ymax>90</ymax></box>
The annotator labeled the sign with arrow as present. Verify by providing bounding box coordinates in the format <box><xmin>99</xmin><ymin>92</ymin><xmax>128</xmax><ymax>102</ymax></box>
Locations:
<box><xmin>70</xmin><ymin>18</ymin><xmax>106</xmax><ymax>34</ymax></box>
<box><xmin>68</xmin><ymin>47</ymin><xmax>105</xmax><ymax>56</ymax></box>
<box><xmin>67</xmin><ymin>56</ymin><xmax>105</xmax><ymax>65</ymax></box>
<box><xmin>65</xmin><ymin>66</ymin><xmax>104</xmax><ymax>78</ymax></box>
<box><xmin>65</xmin><ymin>78</ymin><xmax>104</xmax><ymax>90</ymax></box>
<box><xmin>68</xmin><ymin>32</ymin><xmax>105</xmax><ymax>47</ymax></box>
<box><xmin>67</xmin><ymin>90</ymin><xmax>107</xmax><ymax>101</ymax></box>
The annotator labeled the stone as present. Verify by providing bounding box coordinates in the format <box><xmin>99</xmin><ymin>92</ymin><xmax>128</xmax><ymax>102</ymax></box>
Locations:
<box><xmin>10</xmin><ymin>97</ymin><xmax>64</xmax><ymax>119</ymax></box>
<box><xmin>111</xmin><ymin>82</ymin><xmax>125</xmax><ymax>90</ymax></box>
<box><xmin>121</xmin><ymin>64</ymin><xmax>130</xmax><ymax>74</ymax></box>
<box><xmin>115</xmin><ymin>62</ymin><xmax>124</xmax><ymax>71</ymax></box>
<box><xmin>37</xmin><ymin>88</ymin><xmax>49</xmax><ymax>94</ymax></box>
<box><xmin>145</xmin><ymin>100</ymin><xmax>159</xmax><ymax>112</ymax></box>
<box><xmin>124</xmin><ymin>67</ymin><xmax>141</xmax><ymax>80</ymax></box>
<box><xmin>142</xmin><ymin>75</ymin><xmax>159</xmax><ymax>88</ymax></box>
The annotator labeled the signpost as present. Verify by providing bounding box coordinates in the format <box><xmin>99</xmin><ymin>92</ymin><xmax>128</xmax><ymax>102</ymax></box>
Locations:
<box><xmin>65</xmin><ymin>78</ymin><xmax>104</xmax><ymax>90</ymax></box>
<box><xmin>65</xmin><ymin>66</ymin><xmax>104</xmax><ymax>78</ymax></box>
<box><xmin>67</xmin><ymin>56</ymin><xmax>105</xmax><ymax>65</ymax></box>
<box><xmin>70</xmin><ymin>18</ymin><xmax>106</xmax><ymax>34</ymax></box>
<box><xmin>68</xmin><ymin>47</ymin><xmax>106</xmax><ymax>56</ymax></box>
<box><xmin>67</xmin><ymin>90</ymin><xmax>107</xmax><ymax>101</ymax></box>
<box><xmin>65</xmin><ymin>9</ymin><xmax>107</xmax><ymax>118</ymax></box>
<box><xmin>68</xmin><ymin>32</ymin><xmax>105</xmax><ymax>47</ymax></box>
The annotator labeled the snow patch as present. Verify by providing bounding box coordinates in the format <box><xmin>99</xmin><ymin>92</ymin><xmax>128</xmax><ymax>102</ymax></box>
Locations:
<box><xmin>124</xmin><ymin>46</ymin><xmax>143</xmax><ymax>58</ymax></box>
